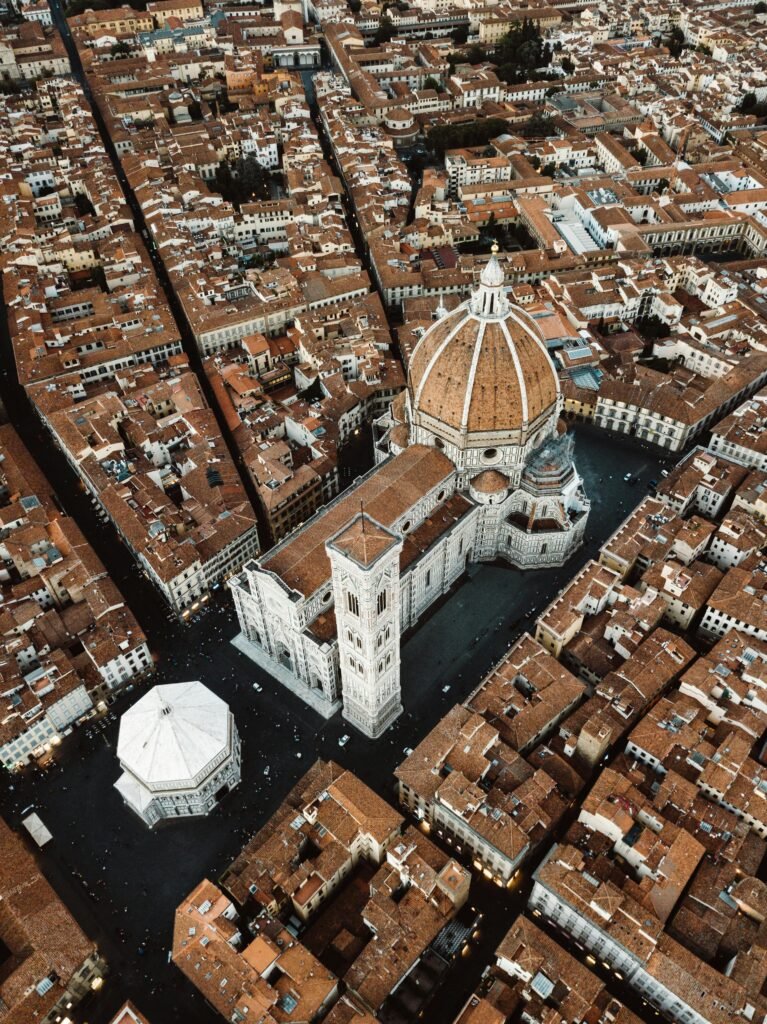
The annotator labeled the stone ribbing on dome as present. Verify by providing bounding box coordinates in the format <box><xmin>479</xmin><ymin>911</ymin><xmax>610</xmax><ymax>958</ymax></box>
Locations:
<box><xmin>407</xmin><ymin>301</ymin><xmax>559</xmax><ymax>440</ymax></box>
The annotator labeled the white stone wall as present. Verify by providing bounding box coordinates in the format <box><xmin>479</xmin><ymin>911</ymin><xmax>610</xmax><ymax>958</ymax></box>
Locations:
<box><xmin>707</xmin><ymin>536</ymin><xmax>747</xmax><ymax>570</ymax></box>
<box><xmin>235</xmin><ymin>567</ymin><xmax>340</xmax><ymax>704</ymax></box>
<box><xmin>0</xmin><ymin>714</ymin><xmax>58</xmax><ymax>769</ymax></box>
<box><xmin>500</xmin><ymin>511</ymin><xmax>588</xmax><ymax>570</ymax></box>
<box><xmin>96</xmin><ymin>640</ymin><xmax>153</xmax><ymax>690</ymax></box>
<box><xmin>47</xmin><ymin>684</ymin><xmax>93</xmax><ymax>731</ymax></box>
<box><xmin>408</xmin><ymin>410</ymin><xmax>559</xmax><ymax>485</ymax></box>
<box><xmin>123</xmin><ymin>726</ymin><xmax>241</xmax><ymax>827</ymax></box>
<box><xmin>700</xmin><ymin>604</ymin><xmax>767</xmax><ymax>643</ymax></box>
<box><xmin>328</xmin><ymin>531</ymin><xmax>403</xmax><ymax>739</ymax></box>
<box><xmin>400</xmin><ymin>509</ymin><xmax>480</xmax><ymax>630</ymax></box>
<box><xmin>710</xmin><ymin>433</ymin><xmax>767</xmax><ymax>473</ymax></box>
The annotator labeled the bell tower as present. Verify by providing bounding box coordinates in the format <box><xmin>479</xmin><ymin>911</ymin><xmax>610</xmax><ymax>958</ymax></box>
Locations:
<box><xmin>326</xmin><ymin>512</ymin><xmax>403</xmax><ymax>738</ymax></box>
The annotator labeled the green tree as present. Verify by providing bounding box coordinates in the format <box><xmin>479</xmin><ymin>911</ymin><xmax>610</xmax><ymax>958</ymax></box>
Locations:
<box><xmin>212</xmin><ymin>156</ymin><xmax>272</xmax><ymax>207</ymax></box>
<box><xmin>636</xmin><ymin>315</ymin><xmax>669</xmax><ymax>340</ymax></box>
<box><xmin>74</xmin><ymin>192</ymin><xmax>96</xmax><ymax>217</ymax></box>
<box><xmin>756</xmin><ymin>1</ymin><xmax>766</xmax><ymax>11</ymax></box>
<box><xmin>426</xmin><ymin>117</ymin><xmax>509</xmax><ymax>157</ymax></box>
<box><xmin>740</xmin><ymin>91</ymin><xmax>757</xmax><ymax>112</ymax></box>
<box><xmin>667</xmin><ymin>26</ymin><xmax>685</xmax><ymax>57</ymax></box>
<box><xmin>451</xmin><ymin>24</ymin><xmax>468</xmax><ymax>44</ymax></box>
<box><xmin>423</xmin><ymin>76</ymin><xmax>440</xmax><ymax>91</ymax></box>
<box><xmin>492</xmin><ymin>18</ymin><xmax>552</xmax><ymax>85</ymax></box>
<box><xmin>560</xmin><ymin>56</ymin><xmax>575</xmax><ymax>73</ymax></box>
<box><xmin>542</xmin><ymin>161</ymin><xmax>556</xmax><ymax>177</ymax></box>
<box><xmin>374</xmin><ymin>14</ymin><xmax>395</xmax><ymax>44</ymax></box>
<box><xmin>348</xmin><ymin>0</ymin><xmax>361</xmax><ymax>11</ymax></box>
<box><xmin>236</xmin><ymin>156</ymin><xmax>270</xmax><ymax>202</ymax></box>
<box><xmin>465</xmin><ymin>43</ymin><xmax>485</xmax><ymax>65</ymax></box>
<box><xmin>214</xmin><ymin>160</ymin><xmax>234</xmax><ymax>199</ymax></box>
<box><xmin>523</xmin><ymin>110</ymin><xmax>551</xmax><ymax>138</ymax></box>
<box><xmin>110</xmin><ymin>41</ymin><xmax>132</xmax><ymax>57</ymax></box>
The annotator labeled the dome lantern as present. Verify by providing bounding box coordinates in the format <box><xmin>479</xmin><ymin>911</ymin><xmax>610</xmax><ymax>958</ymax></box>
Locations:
<box><xmin>470</xmin><ymin>243</ymin><xmax>509</xmax><ymax>318</ymax></box>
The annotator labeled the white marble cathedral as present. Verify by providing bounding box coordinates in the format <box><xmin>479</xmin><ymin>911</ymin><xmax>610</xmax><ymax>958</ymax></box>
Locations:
<box><xmin>231</xmin><ymin>251</ymin><xmax>590</xmax><ymax>738</ymax></box>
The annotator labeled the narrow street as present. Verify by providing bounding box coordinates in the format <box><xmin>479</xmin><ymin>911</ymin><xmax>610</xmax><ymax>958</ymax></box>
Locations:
<box><xmin>304</xmin><ymin>75</ymin><xmax>373</xmax><ymax>263</ymax></box>
<box><xmin>46</xmin><ymin>0</ymin><xmax>269</xmax><ymax>540</ymax></box>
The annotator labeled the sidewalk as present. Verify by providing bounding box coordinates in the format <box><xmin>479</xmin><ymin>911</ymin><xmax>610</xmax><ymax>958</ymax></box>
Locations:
<box><xmin>231</xmin><ymin>632</ymin><xmax>341</xmax><ymax>720</ymax></box>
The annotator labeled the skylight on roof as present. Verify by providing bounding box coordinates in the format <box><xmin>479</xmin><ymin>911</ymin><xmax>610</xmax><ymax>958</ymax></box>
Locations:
<box><xmin>531</xmin><ymin>972</ymin><xmax>555</xmax><ymax>999</ymax></box>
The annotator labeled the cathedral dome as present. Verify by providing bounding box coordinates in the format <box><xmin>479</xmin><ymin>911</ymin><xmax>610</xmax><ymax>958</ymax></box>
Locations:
<box><xmin>407</xmin><ymin>250</ymin><xmax>559</xmax><ymax>451</ymax></box>
<box><xmin>471</xmin><ymin>469</ymin><xmax>509</xmax><ymax>494</ymax></box>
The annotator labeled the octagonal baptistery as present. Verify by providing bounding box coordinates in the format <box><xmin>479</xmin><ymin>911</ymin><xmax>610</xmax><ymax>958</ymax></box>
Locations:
<box><xmin>114</xmin><ymin>681</ymin><xmax>241</xmax><ymax>827</ymax></box>
<box><xmin>406</xmin><ymin>250</ymin><xmax>560</xmax><ymax>483</ymax></box>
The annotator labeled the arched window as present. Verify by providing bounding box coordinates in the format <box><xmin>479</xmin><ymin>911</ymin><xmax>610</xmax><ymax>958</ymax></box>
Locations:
<box><xmin>347</xmin><ymin>592</ymin><xmax>359</xmax><ymax>616</ymax></box>
<box><xmin>377</xmin><ymin>590</ymin><xmax>387</xmax><ymax>615</ymax></box>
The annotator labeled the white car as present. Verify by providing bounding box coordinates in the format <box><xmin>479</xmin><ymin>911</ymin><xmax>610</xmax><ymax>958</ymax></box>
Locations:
<box><xmin>623</xmin><ymin>472</ymin><xmax>632</xmax><ymax>481</ymax></box>
<box><xmin>338</xmin><ymin>734</ymin><xmax>350</xmax><ymax>747</ymax></box>
<box><xmin>403</xmin><ymin>747</ymin><xmax>414</xmax><ymax>756</ymax></box>
<box><xmin>252</xmin><ymin>683</ymin><xmax>262</xmax><ymax>692</ymax></box>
